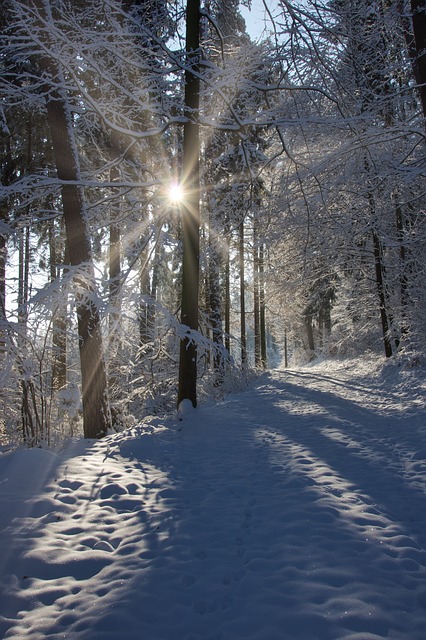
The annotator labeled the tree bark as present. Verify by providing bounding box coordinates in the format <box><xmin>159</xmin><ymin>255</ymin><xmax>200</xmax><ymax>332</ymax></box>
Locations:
<box><xmin>0</xmin><ymin>230</ymin><xmax>6</xmax><ymax>355</ymax></box>
<box><xmin>0</xmin><ymin>147</ymin><xmax>13</xmax><ymax>356</ymax></box>
<box><xmin>177</xmin><ymin>0</ymin><xmax>201</xmax><ymax>408</ymax></box>
<box><xmin>411</xmin><ymin>0</ymin><xmax>426</xmax><ymax>119</ymax></box>
<box><xmin>284</xmin><ymin>329</ymin><xmax>288</xmax><ymax>368</ymax></box>
<box><xmin>49</xmin><ymin>219</ymin><xmax>67</xmax><ymax>392</ymax></box>
<box><xmin>18</xmin><ymin>225</ymin><xmax>32</xmax><ymax>441</ymax></box>
<box><xmin>224</xmin><ymin>219</ymin><xmax>231</xmax><ymax>355</ymax></box>
<box><xmin>253</xmin><ymin>236</ymin><xmax>261</xmax><ymax>368</ymax></box>
<box><xmin>44</xmin><ymin>81</ymin><xmax>110</xmax><ymax>438</ymax></box>
<box><xmin>239</xmin><ymin>220</ymin><xmax>247</xmax><ymax>365</ymax></box>
<box><xmin>109</xmin><ymin>166</ymin><xmax>121</xmax><ymax>347</ymax></box>
<box><xmin>395</xmin><ymin>196</ymin><xmax>411</xmax><ymax>340</ymax></box>
<box><xmin>207</xmin><ymin>219</ymin><xmax>225</xmax><ymax>379</ymax></box>
<box><xmin>139</xmin><ymin>245</ymin><xmax>151</xmax><ymax>344</ymax></box>
<box><xmin>259</xmin><ymin>243</ymin><xmax>267</xmax><ymax>369</ymax></box>
<box><xmin>107</xmin><ymin>172</ymin><xmax>121</xmax><ymax>410</ymax></box>
<box><xmin>304</xmin><ymin>314</ymin><xmax>315</xmax><ymax>359</ymax></box>
<box><xmin>372</xmin><ymin>229</ymin><xmax>393</xmax><ymax>358</ymax></box>
<box><xmin>148</xmin><ymin>230</ymin><xmax>162</xmax><ymax>335</ymax></box>
<box><xmin>18</xmin><ymin>225</ymin><xmax>30</xmax><ymax>330</ymax></box>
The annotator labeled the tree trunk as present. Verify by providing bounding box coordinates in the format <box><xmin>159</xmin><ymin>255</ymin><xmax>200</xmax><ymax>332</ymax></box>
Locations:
<box><xmin>177</xmin><ymin>0</ymin><xmax>201</xmax><ymax>409</ymax></box>
<box><xmin>259</xmin><ymin>243</ymin><xmax>267</xmax><ymax>369</ymax></box>
<box><xmin>411</xmin><ymin>0</ymin><xmax>426</xmax><ymax>119</ymax></box>
<box><xmin>284</xmin><ymin>329</ymin><xmax>288</xmax><ymax>368</ymax></box>
<box><xmin>148</xmin><ymin>230</ymin><xmax>162</xmax><ymax>335</ymax></box>
<box><xmin>372</xmin><ymin>229</ymin><xmax>393</xmax><ymax>358</ymax></box>
<box><xmin>44</xmin><ymin>74</ymin><xmax>110</xmax><ymax>438</ymax></box>
<box><xmin>364</xmin><ymin>154</ymin><xmax>394</xmax><ymax>358</ymax></box>
<box><xmin>224</xmin><ymin>217</ymin><xmax>231</xmax><ymax>355</ymax></box>
<box><xmin>108</xmin><ymin>173</ymin><xmax>121</xmax><ymax>411</ymax></box>
<box><xmin>49</xmin><ymin>219</ymin><xmax>67</xmax><ymax>392</ymax></box>
<box><xmin>109</xmin><ymin>224</ymin><xmax>121</xmax><ymax>330</ymax></box>
<box><xmin>304</xmin><ymin>314</ymin><xmax>315</xmax><ymax>359</ymax></box>
<box><xmin>109</xmin><ymin>167</ymin><xmax>121</xmax><ymax>348</ymax></box>
<box><xmin>51</xmin><ymin>304</ymin><xmax>67</xmax><ymax>392</ymax></box>
<box><xmin>139</xmin><ymin>245</ymin><xmax>151</xmax><ymax>345</ymax></box>
<box><xmin>395</xmin><ymin>194</ymin><xmax>410</xmax><ymax>341</ymax></box>
<box><xmin>207</xmin><ymin>220</ymin><xmax>224</xmax><ymax>379</ymax></box>
<box><xmin>253</xmin><ymin>238</ymin><xmax>261</xmax><ymax>368</ymax></box>
<box><xmin>18</xmin><ymin>225</ymin><xmax>30</xmax><ymax>330</ymax></box>
<box><xmin>18</xmin><ymin>225</ymin><xmax>32</xmax><ymax>441</ymax></box>
<box><xmin>239</xmin><ymin>220</ymin><xmax>247</xmax><ymax>365</ymax></box>
<box><xmin>0</xmin><ymin>229</ymin><xmax>6</xmax><ymax>356</ymax></box>
<box><xmin>0</xmin><ymin>148</ymin><xmax>13</xmax><ymax>356</ymax></box>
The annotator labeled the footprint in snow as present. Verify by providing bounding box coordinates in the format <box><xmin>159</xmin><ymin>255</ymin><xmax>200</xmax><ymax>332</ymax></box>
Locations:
<box><xmin>99</xmin><ymin>483</ymin><xmax>128</xmax><ymax>499</ymax></box>
<box><xmin>58</xmin><ymin>479</ymin><xmax>84</xmax><ymax>491</ymax></box>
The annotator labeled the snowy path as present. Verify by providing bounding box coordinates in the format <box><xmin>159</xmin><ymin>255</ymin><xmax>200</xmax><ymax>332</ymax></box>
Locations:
<box><xmin>1</xmin><ymin>361</ymin><xmax>426</xmax><ymax>639</ymax></box>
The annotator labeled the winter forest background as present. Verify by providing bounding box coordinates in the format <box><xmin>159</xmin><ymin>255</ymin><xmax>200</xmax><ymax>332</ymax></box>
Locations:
<box><xmin>0</xmin><ymin>0</ymin><xmax>425</xmax><ymax>447</ymax></box>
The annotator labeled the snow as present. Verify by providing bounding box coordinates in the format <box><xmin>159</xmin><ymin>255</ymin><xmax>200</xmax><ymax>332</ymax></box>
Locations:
<box><xmin>1</xmin><ymin>356</ymin><xmax>426</xmax><ymax>640</ymax></box>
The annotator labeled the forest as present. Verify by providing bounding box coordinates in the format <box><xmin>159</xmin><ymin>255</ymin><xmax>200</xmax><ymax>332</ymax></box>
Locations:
<box><xmin>0</xmin><ymin>0</ymin><xmax>425</xmax><ymax>447</ymax></box>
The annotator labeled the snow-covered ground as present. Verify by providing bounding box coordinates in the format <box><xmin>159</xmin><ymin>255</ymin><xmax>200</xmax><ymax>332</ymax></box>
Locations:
<box><xmin>1</xmin><ymin>356</ymin><xmax>426</xmax><ymax>640</ymax></box>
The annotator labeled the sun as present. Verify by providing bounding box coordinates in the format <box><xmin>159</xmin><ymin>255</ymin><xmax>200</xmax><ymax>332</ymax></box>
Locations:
<box><xmin>168</xmin><ymin>182</ymin><xmax>184</xmax><ymax>204</ymax></box>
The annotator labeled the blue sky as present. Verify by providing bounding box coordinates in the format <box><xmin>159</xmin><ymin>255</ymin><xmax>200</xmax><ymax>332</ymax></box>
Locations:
<box><xmin>240</xmin><ymin>0</ymin><xmax>279</xmax><ymax>41</ymax></box>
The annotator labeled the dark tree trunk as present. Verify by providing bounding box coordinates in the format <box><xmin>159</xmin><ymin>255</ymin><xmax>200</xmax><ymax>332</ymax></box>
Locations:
<box><xmin>372</xmin><ymin>229</ymin><xmax>393</xmax><ymax>358</ymax></box>
<box><xmin>139</xmin><ymin>246</ymin><xmax>151</xmax><ymax>344</ymax></box>
<box><xmin>109</xmin><ymin>224</ymin><xmax>121</xmax><ymax>330</ymax></box>
<box><xmin>284</xmin><ymin>329</ymin><xmax>289</xmax><ymax>368</ymax></box>
<box><xmin>239</xmin><ymin>220</ymin><xmax>247</xmax><ymax>365</ymax></box>
<box><xmin>411</xmin><ymin>0</ymin><xmax>426</xmax><ymax>119</ymax></box>
<box><xmin>0</xmin><ymin>230</ymin><xmax>6</xmax><ymax>355</ymax></box>
<box><xmin>148</xmin><ymin>231</ymin><xmax>162</xmax><ymax>335</ymax></box>
<box><xmin>0</xmin><ymin>147</ymin><xmax>13</xmax><ymax>356</ymax></box>
<box><xmin>18</xmin><ymin>225</ymin><xmax>30</xmax><ymax>329</ymax></box>
<box><xmin>49</xmin><ymin>219</ymin><xmax>67</xmax><ymax>392</ymax></box>
<box><xmin>45</xmin><ymin>86</ymin><xmax>110</xmax><ymax>438</ymax></box>
<box><xmin>109</xmin><ymin>166</ymin><xmax>121</xmax><ymax>346</ymax></box>
<box><xmin>18</xmin><ymin>225</ymin><xmax>32</xmax><ymax>441</ymax></box>
<box><xmin>108</xmin><ymin>180</ymin><xmax>121</xmax><ymax>410</ymax></box>
<box><xmin>33</xmin><ymin>0</ymin><xmax>109</xmax><ymax>437</ymax></box>
<box><xmin>318</xmin><ymin>288</ymin><xmax>332</xmax><ymax>350</ymax></box>
<box><xmin>364</xmin><ymin>155</ymin><xmax>394</xmax><ymax>358</ymax></box>
<box><xmin>253</xmin><ymin>238</ymin><xmax>261</xmax><ymax>368</ymax></box>
<box><xmin>395</xmin><ymin>195</ymin><xmax>410</xmax><ymax>340</ymax></box>
<box><xmin>51</xmin><ymin>304</ymin><xmax>67</xmax><ymax>392</ymax></box>
<box><xmin>207</xmin><ymin>220</ymin><xmax>224</xmax><ymax>378</ymax></box>
<box><xmin>304</xmin><ymin>314</ymin><xmax>315</xmax><ymax>359</ymax></box>
<box><xmin>259</xmin><ymin>243</ymin><xmax>267</xmax><ymax>369</ymax></box>
<box><xmin>224</xmin><ymin>221</ymin><xmax>231</xmax><ymax>355</ymax></box>
<box><xmin>177</xmin><ymin>0</ymin><xmax>201</xmax><ymax>408</ymax></box>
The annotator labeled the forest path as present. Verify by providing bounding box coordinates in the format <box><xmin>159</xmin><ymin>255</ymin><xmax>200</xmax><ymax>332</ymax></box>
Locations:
<box><xmin>1</xmin><ymin>360</ymin><xmax>426</xmax><ymax>639</ymax></box>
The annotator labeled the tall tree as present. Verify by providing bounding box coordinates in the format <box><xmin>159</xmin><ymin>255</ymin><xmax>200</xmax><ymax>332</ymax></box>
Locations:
<box><xmin>35</xmin><ymin>0</ymin><xmax>110</xmax><ymax>437</ymax></box>
<box><xmin>410</xmin><ymin>0</ymin><xmax>426</xmax><ymax>119</ymax></box>
<box><xmin>45</xmin><ymin>87</ymin><xmax>110</xmax><ymax>438</ymax></box>
<box><xmin>49</xmin><ymin>218</ymin><xmax>67</xmax><ymax>393</ymax></box>
<box><xmin>177</xmin><ymin>0</ymin><xmax>201</xmax><ymax>408</ymax></box>
<box><xmin>239</xmin><ymin>218</ymin><xmax>247</xmax><ymax>365</ymax></box>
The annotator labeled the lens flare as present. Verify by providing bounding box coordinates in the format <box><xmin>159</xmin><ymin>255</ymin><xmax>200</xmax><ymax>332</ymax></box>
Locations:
<box><xmin>168</xmin><ymin>182</ymin><xmax>184</xmax><ymax>204</ymax></box>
